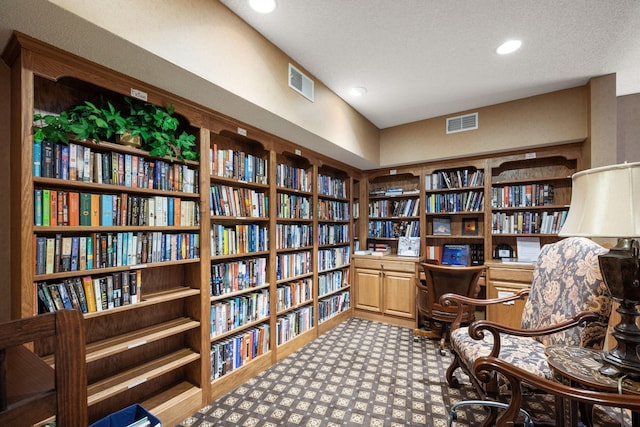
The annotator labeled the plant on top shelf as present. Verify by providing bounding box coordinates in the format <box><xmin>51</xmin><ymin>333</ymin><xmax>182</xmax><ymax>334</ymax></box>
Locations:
<box><xmin>34</xmin><ymin>100</ymin><xmax>127</xmax><ymax>145</ymax></box>
<box><xmin>33</xmin><ymin>97</ymin><xmax>198</xmax><ymax>162</ymax></box>
<box><xmin>125</xmin><ymin>97</ymin><xmax>198</xmax><ymax>162</ymax></box>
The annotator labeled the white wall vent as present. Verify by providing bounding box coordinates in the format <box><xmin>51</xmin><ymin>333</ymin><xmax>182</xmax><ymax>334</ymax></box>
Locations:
<box><xmin>446</xmin><ymin>113</ymin><xmax>478</xmax><ymax>134</ymax></box>
<box><xmin>288</xmin><ymin>63</ymin><xmax>314</xmax><ymax>102</ymax></box>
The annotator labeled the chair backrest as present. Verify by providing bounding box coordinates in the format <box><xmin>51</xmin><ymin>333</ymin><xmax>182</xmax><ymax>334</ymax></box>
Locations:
<box><xmin>0</xmin><ymin>309</ymin><xmax>87</xmax><ymax>427</ymax></box>
<box><xmin>418</xmin><ymin>263</ymin><xmax>485</xmax><ymax>321</ymax></box>
<box><xmin>521</xmin><ymin>236</ymin><xmax>611</xmax><ymax>348</ymax></box>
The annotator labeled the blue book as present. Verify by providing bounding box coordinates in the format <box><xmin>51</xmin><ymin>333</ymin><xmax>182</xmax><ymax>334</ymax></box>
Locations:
<box><xmin>167</xmin><ymin>197</ymin><xmax>174</xmax><ymax>226</ymax></box>
<box><xmin>100</xmin><ymin>194</ymin><xmax>113</xmax><ymax>226</ymax></box>
<box><xmin>33</xmin><ymin>141</ymin><xmax>42</xmax><ymax>177</ymax></box>
<box><xmin>86</xmin><ymin>236</ymin><xmax>94</xmax><ymax>270</ymax></box>
<box><xmin>60</xmin><ymin>144</ymin><xmax>70</xmax><ymax>181</ymax></box>
<box><xmin>57</xmin><ymin>283</ymin><xmax>73</xmax><ymax>309</ymax></box>
<box><xmin>70</xmin><ymin>236</ymin><xmax>80</xmax><ymax>271</ymax></box>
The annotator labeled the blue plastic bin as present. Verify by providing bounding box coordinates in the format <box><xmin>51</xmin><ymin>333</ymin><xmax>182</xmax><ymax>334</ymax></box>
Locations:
<box><xmin>89</xmin><ymin>404</ymin><xmax>161</xmax><ymax>427</ymax></box>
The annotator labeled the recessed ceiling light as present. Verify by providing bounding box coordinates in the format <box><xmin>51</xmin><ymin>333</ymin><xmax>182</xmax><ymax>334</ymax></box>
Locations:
<box><xmin>496</xmin><ymin>39</ymin><xmax>522</xmax><ymax>55</ymax></box>
<box><xmin>249</xmin><ymin>0</ymin><xmax>276</xmax><ymax>14</ymax></box>
<box><xmin>349</xmin><ymin>87</ymin><xmax>367</xmax><ymax>97</ymax></box>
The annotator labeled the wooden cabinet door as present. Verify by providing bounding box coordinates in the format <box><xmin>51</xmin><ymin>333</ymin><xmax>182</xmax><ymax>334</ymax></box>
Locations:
<box><xmin>486</xmin><ymin>281</ymin><xmax>529</xmax><ymax>328</ymax></box>
<box><xmin>382</xmin><ymin>270</ymin><xmax>415</xmax><ymax>319</ymax></box>
<box><xmin>354</xmin><ymin>268</ymin><xmax>382</xmax><ymax>312</ymax></box>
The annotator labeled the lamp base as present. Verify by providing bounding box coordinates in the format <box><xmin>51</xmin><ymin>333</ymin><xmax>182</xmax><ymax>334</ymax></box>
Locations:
<box><xmin>598</xmin><ymin>240</ymin><xmax>640</xmax><ymax>377</ymax></box>
<box><xmin>601</xmin><ymin>349</ymin><xmax>640</xmax><ymax>378</ymax></box>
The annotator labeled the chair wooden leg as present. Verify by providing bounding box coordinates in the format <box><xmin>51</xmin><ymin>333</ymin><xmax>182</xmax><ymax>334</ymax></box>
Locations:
<box><xmin>446</xmin><ymin>354</ymin><xmax>462</xmax><ymax>388</ymax></box>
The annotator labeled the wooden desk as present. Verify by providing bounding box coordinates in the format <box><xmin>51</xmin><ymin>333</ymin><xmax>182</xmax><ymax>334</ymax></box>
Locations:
<box><xmin>546</xmin><ymin>345</ymin><xmax>640</xmax><ymax>426</ymax></box>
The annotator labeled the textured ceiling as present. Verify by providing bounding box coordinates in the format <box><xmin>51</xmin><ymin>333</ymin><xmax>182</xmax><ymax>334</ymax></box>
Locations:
<box><xmin>220</xmin><ymin>0</ymin><xmax>640</xmax><ymax>129</ymax></box>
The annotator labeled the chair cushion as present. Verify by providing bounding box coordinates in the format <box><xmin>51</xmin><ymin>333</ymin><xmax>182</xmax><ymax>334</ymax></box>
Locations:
<box><xmin>451</xmin><ymin>326</ymin><xmax>552</xmax><ymax>380</ymax></box>
<box><xmin>520</xmin><ymin>237</ymin><xmax>610</xmax><ymax>348</ymax></box>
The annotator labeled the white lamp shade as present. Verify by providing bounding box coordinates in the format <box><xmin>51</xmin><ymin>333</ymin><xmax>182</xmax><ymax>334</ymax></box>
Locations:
<box><xmin>559</xmin><ymin>162</ymin><xmax>640</xmax><ymax>238</ymax></box>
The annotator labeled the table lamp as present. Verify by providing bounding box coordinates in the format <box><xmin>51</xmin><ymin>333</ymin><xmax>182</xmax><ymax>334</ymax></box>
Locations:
<box><xmin>559</xmin><ymin>161</ymin><xmax>640</xmax><ymax>377</ymax></box>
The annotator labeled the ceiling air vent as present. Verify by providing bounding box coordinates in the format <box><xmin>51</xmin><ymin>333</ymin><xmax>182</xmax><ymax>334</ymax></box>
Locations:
<box><xmin>446</xmin><ymin>113</ymin><xmax>478</xmax><ymax>134</ymax></box>
<box><xmin>288</xmin><ymin>63</ymin><xmax>314</xmax><ymax>102</ymax></box>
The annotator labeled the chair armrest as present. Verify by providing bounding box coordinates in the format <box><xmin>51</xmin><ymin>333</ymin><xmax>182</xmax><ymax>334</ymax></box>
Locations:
<box><xmin>441</xmin><ymin>288</ymin><xmax>530</xmax><ymax>309</ymax></box>
<box><xmin>473</xmin><ymin>355</ymin><xmax>640</xmax><ymax>426</ymax></box>
<box><xmin>469</xmin><ymin>311</ymin><xmax>600</xmax><ymax>358</ymax></box>
<box><xmin>440</xmin><ymin>289</ymin><xmax>530</xmax><ymax>330</ymax></box>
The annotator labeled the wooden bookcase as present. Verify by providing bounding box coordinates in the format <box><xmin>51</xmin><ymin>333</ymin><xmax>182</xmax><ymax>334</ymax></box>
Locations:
<box><xmin>3</xmin><ymin>32</ymin><xmax>361</xmax><ymax>425</ymax></box>
<box><xmin>4</xmin><ymin>34</ymin><xmax>208</xmax><ymax>424</ymax></box>
<box><xmin>365</xmin><ymin>169</ymin><xmax>421</xmax><ymax>255</ymax></box>
<box><xmin>273</xmin><ymin>149</ymin><xmax>316</xmax><ymax>359</ymax></box>
<box><xmin>316</xmin><ymin>164</ymin><xmax>352</xmax><ymax>334</ymax></box>
<box><xmin>424</xmin><ymin>159</ymin><xmax>487</xmax><ymax>265</ymax></box>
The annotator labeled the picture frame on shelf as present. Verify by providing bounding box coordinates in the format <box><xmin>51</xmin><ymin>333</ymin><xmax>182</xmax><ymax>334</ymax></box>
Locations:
<box><xmin>462</xmin><ymin>218</ymin><xmax>479</xmax><ymax>236</ymax></box>
<box><xmin>433</xmin><ymin>217</ymin><xmax>451</xmax><ymax>235</ymax></box>
<box><xmin>397</xmin><ymin>236</ymin><xmax>420</xmax><ymax>257</ymax></box>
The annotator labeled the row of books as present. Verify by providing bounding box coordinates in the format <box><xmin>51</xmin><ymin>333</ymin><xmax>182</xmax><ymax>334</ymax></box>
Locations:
<box><xmin>275</xmin><ymin>306</ymin><xmax>314</xmax><ymax>345</ymax></box>
<box><xmin>369</xmin><ymin>187</ymin><xmax>420</xmax><ymax>196</ymax></box>
<box><xmin>275</xmin><ymin>163</ymin><xmax>312</xmax><ymax>192</ymax></box>
<box><xmin>317</xmin><ymin>247</ymin><xmax>350</xmax><ymax>271</ymax></box>
<box><xmin>210</xmin><ymin>257</ymin><xmax>268</xmax><ymax>297</ymax></box>
<box><xmin>35</xmin><ymin>140</ymin><xmax>199</xmax><ymax>193</ymax></box>
<box><xmin>210</xmin><ymin>223</ymin><xmax>269</xmax><ymax>256</ymax></box>
<box><xmin>317</xmin><ymin>223</ymin><xmax>349</xmax><ymax>246</ymax></box>
<box><xmin>426</xmin><ymin>190</ymin><xmax>484</xmax><ymax>213</ymax></box>
<box><xmin>317</xmin><ymin>174</ymin><xmax>347</xmax><ymax>198</ymax></box>
<box><xmin>210</xmin><ymin>289</ymin><xmax>270</xmax><ymax>338</ymax></box>
<box><xmin>276</xmin><ymin>251</ymin><xmax>311</xmax><ymax>280</ymax></box>
<box><xmin>368</xmin><ymin>198</ymin><xmax>420</xmax><ymax>218</ymax></box>
<box><xmin>366</xmin><ymin>242</ymin><xmax>391</xmax><ymax>256</ymax></box>
<box><xmin>276</xmin><ymin>278</ymin><xmax>313</xmax><ymax>312</ymax></box>
<box><xmin>367</xmin><ymin>220</ymin><xmax>420</xmax><ymax>238</ymax></box>
<box><xmin>491</xmin><ymin>184</ymin><xmax>555</xmax><ymax>208</ymax></box>
<box><xmin>317</xmin><ymin>199</ymin><xmax>349</xmax><ymax>221</ymax></box>
<box><xmin>210</xmin><ymin>324</ymin><xmax>270</xmax><ymax>381</ymax></box>
<box><xmin>35</xmin><ymin>231</ymin><xmax>200</xmax><ymax>275</ymax></box>
<box><xmin>318</xmin><ymin>269</ymin><xmax>348</xmax><ymax>297</ymax></box>
<box><xmin>275</xmin><ymin>223</ymin><xmax>313</xmax><ymax>250</ymax></box>
<box><xmin>276</xmin><ymin>251</ymin><xmax>312</xmax><ymax>281</ymax></box>
<box><xmin>210</xmin><ymin>145</ymin><xmax>268</xmax><ymax>185</ymax></box>
<box><xmin>492</xmin><ymin>210</ymin><xmax>568</xmax><ymax>234</ymax></box>
<box><xmin>276</xmin><ymin>193</ymin><xmax>311</xmax><ymax>219</ymax></box>
<box><xmin>35</xmin><ymin>189</ymin><xmax>199</xmax><ymax>227</ymax></box>
<box><xmin>426</xmin><ymin>169</ymin><xmax>484</xmax><ymax>190</ymax></box>
<box><xmin>209</xmin><ymin>184</ymin><xmax>269</xmax><ymax>218</ymax></box>
<box><xmin>37</xmin><ymin>270</ymin><xmax>141</xmax><ymax>314</ymax></box>
<box><xmin>318</xmin><ymin>291</ymin><xmax>350</xmax><ymax>323</ymax></box>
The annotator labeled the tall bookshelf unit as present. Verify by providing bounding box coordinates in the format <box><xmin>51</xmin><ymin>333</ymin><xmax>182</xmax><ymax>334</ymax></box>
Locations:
<box><xmin>316</xmin><ymin>165</ymin><xmax>352</xmax><ymax>334</ymax></box>
<box><xmin>273</xmin><ymin>149</ymin><xmax>316</xmax><ymax>359</ymax></box>
<box><xmin>208</xmin><ymin>130</ymin><xmax>272</xmax><ymax>390</ymax></box>
<box><xmin>366</xmin><ymin>170</ymin><xmax>421</xmax><ymax>255</ymax></box>
<box><xmin>489</xmin><ymin>149</ymin><xmax>579</xmax><ymax>258</ymax></box>
<box><xmin>5</xmin><ymin>34</ymin><xmax>207</xmax><ymax>424</ymax></box>
<box><xmin>424</xmin><ymin>159</ymin><xmax>487</xmax><ymax>265</ymax></box>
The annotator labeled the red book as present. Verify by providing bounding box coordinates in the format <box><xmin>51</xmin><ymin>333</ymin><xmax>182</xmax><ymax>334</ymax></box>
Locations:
<box><xmin>68</xmin><ymin>191</ymin><xmax>80</xmax><ymax>226</ymax></box>
<box><xmin>49</xmin><ymin>190</ymin><xmax>57</xmax><ymax>226</ymax></box>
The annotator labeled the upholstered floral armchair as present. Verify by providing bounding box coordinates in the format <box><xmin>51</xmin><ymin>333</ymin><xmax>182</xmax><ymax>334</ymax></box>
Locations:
<box><xmin>441</xmin><ymin>237</ymin><xmax>612</xmax><ymax>425</ymax></box>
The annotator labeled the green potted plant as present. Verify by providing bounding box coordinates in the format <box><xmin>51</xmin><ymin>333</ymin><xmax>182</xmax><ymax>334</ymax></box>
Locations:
<box><xmin>125</xmin><ymin>97</ymin><xmax>198</xmax><ymax>161</ymax></box>
<box><xmin>34</xmin><ymin>100</ymin><xmax>127</xmax><ymax>144</ymax></box>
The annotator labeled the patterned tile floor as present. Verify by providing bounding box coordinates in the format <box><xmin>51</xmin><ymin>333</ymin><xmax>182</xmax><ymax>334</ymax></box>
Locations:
<box><xmin>178</xmin><ymin>318</ymin><xmax>494</xmax><ymax>426</ymax></box>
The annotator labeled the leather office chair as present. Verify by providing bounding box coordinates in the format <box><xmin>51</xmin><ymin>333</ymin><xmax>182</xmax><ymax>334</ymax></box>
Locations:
<box><xmin>416</xmin><ymin>262</ymin><xmax>485</xmax><ymax>354</ymax></box>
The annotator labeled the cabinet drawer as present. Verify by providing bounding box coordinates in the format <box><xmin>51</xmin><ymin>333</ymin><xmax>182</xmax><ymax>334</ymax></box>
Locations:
<box><xmin>488</xmin><ymin>266</ymin><xmax>533</xmax><ymax>283</ymax></box>
<box><xmin>354</xmin><ymin>258</ymin><xmax>416</xmax><ymax>273</ymax></box>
